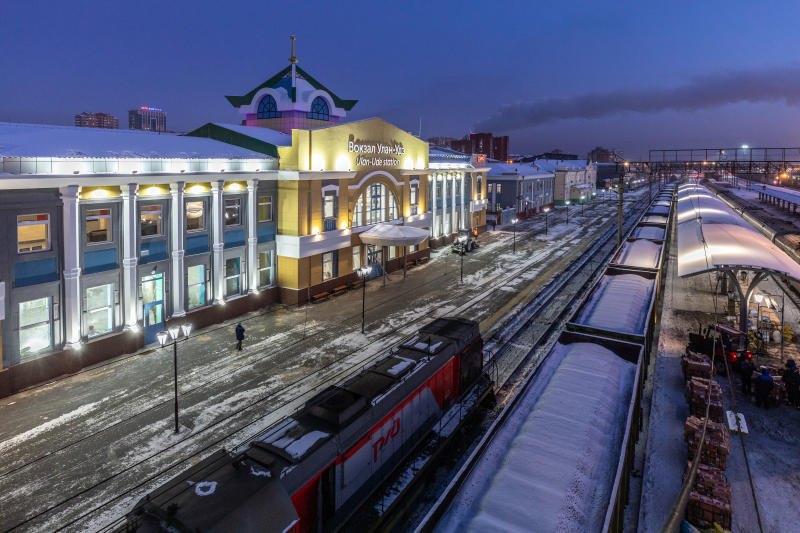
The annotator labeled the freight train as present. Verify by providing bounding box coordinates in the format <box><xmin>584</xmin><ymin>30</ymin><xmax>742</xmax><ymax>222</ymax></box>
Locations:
<box><xmin>123</xmin><ymin>317</ymin><xmax>484</xmax><ymax>533</ymax></box>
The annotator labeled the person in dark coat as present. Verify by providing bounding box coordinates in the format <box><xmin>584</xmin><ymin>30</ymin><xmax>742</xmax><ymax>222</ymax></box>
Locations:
<box><xmin>739</xmin><ymin>357</ymin><xmax>756</xmax><ymax>396</ymax></box>
<box><xmin>755</xmin><ymin>366</ymin><xmax>774</xmax><ymax>409</ymax></box>
<box><xmin>235</xmin><ymin>323</ymin><xmax>245</xmax><ymax>351</ymax></box>
<box><xmin>784</xmin><ymin>359</ymin><xmax>800</xmax><ymax>409</ymax></box>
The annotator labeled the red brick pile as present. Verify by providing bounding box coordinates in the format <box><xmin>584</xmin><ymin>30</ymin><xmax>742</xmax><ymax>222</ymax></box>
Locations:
<box><xmin>684</xmin><ymin>415</ymin><xmax>730</xmax><ymax>470</ymax></box>
<box><xmin>681</xmin><ymin>351</ymin><xmax>713</xmax><ymax>381</ymax></box>
<box><xmin>685</xmin><ymin>376</ymin><xmax>724</xmax><ymax>422</ymax></box>
<box><xmin>683</xmin><ymin>462</ymin><xmax>732</xmax><ymax>530</ymax></box>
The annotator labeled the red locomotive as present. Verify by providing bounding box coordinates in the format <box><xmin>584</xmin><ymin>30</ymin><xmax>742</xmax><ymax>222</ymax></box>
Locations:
<box><xmin>125</xmin><ymin>317</ymin><xmax>484</xmax><ymax>532</ymax></box>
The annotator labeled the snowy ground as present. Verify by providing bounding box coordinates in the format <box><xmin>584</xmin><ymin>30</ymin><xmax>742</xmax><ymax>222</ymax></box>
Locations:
<box><xmin>0</xmin><ymin>192</ymin><xmax>649</xmax><ymax>532</ymax></box>
<box><xmin>636</xmin><ymin>207</ymin><xmax>800</xmax><ymax>532</ymax></box>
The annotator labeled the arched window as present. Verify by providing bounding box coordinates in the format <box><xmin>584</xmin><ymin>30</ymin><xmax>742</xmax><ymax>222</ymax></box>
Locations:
<box><xmin>307</xmin><ymin>97</ymin><xmax>330</xmax><ymax>121</ymax></box>
<box><xmin>352</xmin><ymin>183</ymin><xmax>399</xmax><ymax>227</ymax></box>
<box><xmin>257</xmin><ymin>95</ymin><xmax>280</xmax><ymax>119</ymax></box>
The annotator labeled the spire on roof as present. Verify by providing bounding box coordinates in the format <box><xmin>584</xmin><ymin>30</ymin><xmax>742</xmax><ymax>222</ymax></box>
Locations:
<box><xmin>289</xmin><ymin>35</ymin><xmax>298</xmax><ymax>89</ymax></box>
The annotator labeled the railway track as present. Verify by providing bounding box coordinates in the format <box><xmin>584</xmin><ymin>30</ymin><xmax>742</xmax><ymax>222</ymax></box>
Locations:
<box><xmin>1</xmin><ymin>197</ymin><xmax>644</xmax><ymax>532</ymax></box>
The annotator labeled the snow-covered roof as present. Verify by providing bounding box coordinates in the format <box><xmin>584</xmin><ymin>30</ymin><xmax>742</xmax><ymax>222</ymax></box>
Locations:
<box><xmin>487</xmin><ymin>162</ymin><xmax>553</xmax><ymax>178</ymax></box>
<box><xmin>613</xmin><ymin>239</ymin><xmax>663</xmax><ymax>270</ymax></box>
<box><xmin>676</xmin><ymin>183</ymin><xmax>800</xmax><ymax>279</ymax></box>
<box><xmin>0</xmin><ymin>122</ymin><xmax>271</xmax><ymax>159</ymax></box>
<box><xmin>429</xmin><ymin>146</ymin><xmax>471</xmax><ymax>162</ymax></box>
<box><xmin>359</xmin><ymin>223</ymin><xmax>429</xmax><ymax>247</ymax></box>
<box><xmin>210</xmin><ymin>123</ymin><xmax>293</xmax><ymax>147</ymax></box>
<box><xmin>533</xmin><ymin>158</ymin><xmax>590</xmax><ymax>172</ymax></box>
<box><xmin>573</xmin><ymin>271</ymin><xmax>656</xmax><ymax>337</ymax></box>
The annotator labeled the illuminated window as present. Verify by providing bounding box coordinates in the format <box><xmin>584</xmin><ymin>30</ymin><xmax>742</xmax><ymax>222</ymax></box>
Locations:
<box><xmin>307</xmin><ymin>97</ymin><xmax>330</xmax><ymax>121</ymax></box>
<box><xmin>257</xmin><ymin>195</ymin><xmax>272</xmax><ymax>222</ymax></box>
<box><xmin>322</xmin><ymin>251</ymin><xmax>337</xmax><ymax>281</ymax></box>
<box><xmin>352</xmin><ymin>183</ymin><xmax>399</xmax><ymax>227</ymax></box>
<box><xmin>17</xmin><ymin>213</ymin><xmax>50</xmax><ymax>253</ymax></box>
<box><xmin>19</xmin><ymin>297</ymin><xmax>51</xmax><ymax>355</ymax></box>
<box><xmin>225</xmin><ymin>198</ymin><xmax>241</xmax><ymax>226</ymax></box>
<box><xmin>86</xmin><ymin>209</ymin><xmax>111</xmax><ymax>244</ymax></box>
<box><xmin>410</xmin><ymin>184</ymin><xmax>419</xmax><ymax>215</ymax></box>
<box><xmin>86</xmin><ymin>284</ymin><xmax>113</xmax><ymax>337</ymax></box>
<box><xmin>258</xmin><ymin>251</ymin><xmax>273</xmax><ymax>287</ymax></box>
<box><xmin>187</xmin><ymin>264</ymin><xmax>206</xmax><ymax>309</ymax></box>
<box><xmin>140</xmin><ymin>205</ymin><xmax>162</xmax><ymax>237</ymax></box>
<box><xmin>186</xmin><ymin>201</ymin><xmax>204</xmax><ymax>231</ymax></box>
<box><xmin>352</xmin><ymin>246</ymin><xmax>361</xmax><ymax>271</ymax></box>
<box><xmin>257</xmin><ymin>95</ymin><xmax>280</xmax><ymax>119</ymax></box>
<box><xmin>225</xmin><ymin>257</ymin><xmax>241</xmax><ymax>297</ymax></box>
<box><xmin>477</xmin><ymin>177</ymin><xmax>483</xmax><ymax>200</ymax></box>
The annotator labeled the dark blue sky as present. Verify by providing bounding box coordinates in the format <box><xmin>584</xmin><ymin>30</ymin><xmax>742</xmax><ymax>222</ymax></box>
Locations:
<box><xmin>2</xmin><ymin>0</ymin><xmax>799</xmax><ymax>159</ymax></box>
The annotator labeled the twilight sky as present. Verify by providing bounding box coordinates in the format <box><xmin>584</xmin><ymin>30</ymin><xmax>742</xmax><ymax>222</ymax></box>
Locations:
<box><xmin>2</xmin><ymin>0</ymin><xmax>799</xmax><ymax>159</ymax></box>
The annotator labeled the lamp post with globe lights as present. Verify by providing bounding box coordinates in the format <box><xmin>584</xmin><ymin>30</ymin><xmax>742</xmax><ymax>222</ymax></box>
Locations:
<box><xmin>156</xmin><ymin>322</ymin><xmax>193</xmax><ymax>433</ymax></box>
<box><xmin>357</xmin><ymin>265</ymin><xmax>371</xmax><ymax>334</ymax></box>
<box><xmin>543</xmin><ymin>207</ymin><xmax>550</xmax><ymax>236</ymax></box>
<box><xmin>512</xmin><ymin>217</ymin><xmax>518</xmax><ymax>254</ymax></box>
<box><xmin>565</xmin><ymin>200</ymin><xmax>571</xmax><ymax>225</ymax></box>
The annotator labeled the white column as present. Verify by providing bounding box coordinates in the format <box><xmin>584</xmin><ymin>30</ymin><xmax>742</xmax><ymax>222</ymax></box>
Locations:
<box><xmin>60</xmin><ymin>186</ymin><xmax>82</xmax><ymax>348</ymax></box>
<box><xmin>441</xmin><ymin>173</ymin><xmax>448</xmax><ymax>235</ymax></box>
<box><xmin>451</xmin><ymin>173</ymin><xmax>457</xmax><ymax>232</ymax></box>
<box><xmin>459</xmin><ymin>173</ymin><xmax>465</xmax><ymax>230</ymax></box>
<box><xmin>431</xmin><ymin>175</ymin><xmax>437</xmax><ymax>239</ymax></box>
<box><xmin>170</xmin><ymin>182</ymin><xmax>186</xmax><ymax>317</ymax></box>
<box><xmin>211</xmin><ymin>180</ymin><xmax>225</xmax><ymax>304</ymax></box>
<box><xmin>121</xmin><ymin>184</ymin><xmax>139</xmax><ymax>328</ymax></box>
<box><xmin>247</xmin><ymin>179</ymin><xmax>259</xmax><ymax>293</ymax></box>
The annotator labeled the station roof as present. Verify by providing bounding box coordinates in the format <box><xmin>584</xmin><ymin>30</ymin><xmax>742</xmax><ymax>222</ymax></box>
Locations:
<box><xmin>747</xmin><ymin>183</ymin><xmax>800</xmax><ymax>204</ymax></box>
<box><xmin>185</xmin><ymin>123</ymin><xmax>292</xmax><ymax>157</ymax></box>
<box><xmin>676</xmin><ymin>183</ymin><xmax>800</xmax><ymax>279</ymax></box>
<box><xmin>532</xmin><ymin>158</ymin><xmax>590</xmax><ymax>172</ymax></box>
<box><xmin>487</xmin><ymin>162</ymin><xmax>553</xmax><ymax>179</ymax></box>
<box><xmin>0</xmin><ymin>122</ymin><xmax>272</xmax><ymax>160</ymax></box>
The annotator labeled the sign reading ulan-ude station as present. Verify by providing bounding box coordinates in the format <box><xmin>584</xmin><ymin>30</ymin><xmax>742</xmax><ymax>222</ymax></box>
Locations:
<box><xmin>348</xmin><ymin>134</ymin><xmax>405</xmax><ymax>168</ymax></box>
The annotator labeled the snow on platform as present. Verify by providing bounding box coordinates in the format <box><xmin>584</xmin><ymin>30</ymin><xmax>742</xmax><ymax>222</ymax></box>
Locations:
<box><xmin>572</xmin><ymin>271</ymin><xmax>655</xmax><ymax>338</ymax></box>
<box><xmin>631</xmin><ymin>225</ymin><xmax>666</xmax><ymax>241</ymax></box>
<box><xmin>437</xmin><ymin>341</ymin><xmax>635</xmax><ymax>533</ymax></box>
<box><xmin>612</xmin><ymin>239</ymin><xmax>662</xmax><ymax>270</ymax></box>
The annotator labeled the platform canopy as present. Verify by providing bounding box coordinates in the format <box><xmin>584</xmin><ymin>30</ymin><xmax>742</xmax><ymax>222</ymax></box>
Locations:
<box><xmin>676</xmin><ymin>183</ymin><xmax>800</xmax><ymax>280</ymax></box>
<box><xmin>359</xmin><ymin>223</ymin><xmax>429</xmax><ymax>247</ymax></box>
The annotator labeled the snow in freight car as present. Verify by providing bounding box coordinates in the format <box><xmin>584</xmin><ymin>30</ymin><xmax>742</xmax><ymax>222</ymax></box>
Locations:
<box><xmin>631</xmin><ymin>225</ymin><xmax>666</xmax><ymax>241</ymax></box>
<box><xmin>613</xmin><ymin>239</ymin><xmax>662</xmax><ymax>270</ymax></box>
<box><xmin>573</xmin><ymin>272</ymin><xmax>655</xmax><ymax>336</ymax></box>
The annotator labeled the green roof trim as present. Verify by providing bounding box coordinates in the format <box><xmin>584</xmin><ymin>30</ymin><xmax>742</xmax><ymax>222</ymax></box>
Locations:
<box><xmin>184</xmin><ymin>123</ymin><xmax>279</xmax><ymax>158</ymax></box>
<box><xmin>224</xmin><ymin>65</ymin><xmax>358</xmax><ymax>111</ymax></box>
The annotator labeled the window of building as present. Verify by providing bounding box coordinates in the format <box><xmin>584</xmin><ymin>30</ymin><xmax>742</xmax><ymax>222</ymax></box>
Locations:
<box><xmin>258</xmin><ymin>251</ymin><xmax>273</xmax><ymax>287</ymax></box>
<box><xmin>307</xmin><ymin>97</ymin><xmax>330</xmax><ymax>121</ymax></box>
<box><xmin>487</xmin><ymin>183</ymin><xmax>493</xmax><ymax>193</ymax></box>
<box><xmin>257</xmin><ymin>94</ymin><xmax>280</xmax><ymax>119</ymax></box>
<box><xmin>477</xmin><ymin>177</ymin><xmax>482</xmax><ymax>200</ymax></box>
<box><xmin>323</xmin><ymin>194</ymin><xmax>336</xmax><ymax>231</ymax></box>
<box><xmin>186</xmin><ymin>201</ymin><xmax>204</xmax><ymax>232</ymax></box>
<box><xmin>19</xmin><ymin>297</ymin><xmax>51</xmax><ymax>355</ymax></box>
<box><xmin>322</xmin><ymin>251</ymin><xmax>337</xmax><ymax>281</ymax></box>
<box><xmin>86</xmin><ymin>284</ymin><xmax>113</xmax><ymax>337</ymax></box>
<box><xmin>352</xmin><ymin>246</ymin><xmax>361</xmax><ymax>271</ymax></box>
<box><xmin>410</xmin><ymin>184</ymin><xmax>419</xmax><ymax>215</ymax></box>
<box><xmin>388</xmin><ymin>246</ymin><xmax>396</xmax><ymax>260</ymax></box>
<box><xmin>497</xmin><ymin>183</ymin><xmax>502</xmax><ymax>194</ymax></box>
<box><xmin>225</xmin><ymin>257</ymin><xmax>241</xmax><ymax>297</ymax></box>
<box><xmin>86</xmin><ymin>209</ymin><xmax>111</xmax><ymax>244</ymax></box>
<box><xmin>187</xmin><ymin>264</ymin><xmax>206</xmax><ymax>309</ymax></box>
<box><xmin>224</xmin><ymin>198</ymin><xmax>241</xmax><ymax>226</ymax></box>
<box><xmin>17</xmin><ymin>213</ymin><xmax>50</xmax><ymax>253</ymax></box>
<box><xmin>140</xmin><ymin>205</ymin><xmax>162</xmax><ymax>237</ymax></box>
<box><xmin>352</xmin><ymin>183</ymin><xmax>399</xmax><ymax>227</ymax></box>
<box><xmin>257</xmin><ymin>195</ymin><xmax>272</xmax><ymax>222</ymax></box>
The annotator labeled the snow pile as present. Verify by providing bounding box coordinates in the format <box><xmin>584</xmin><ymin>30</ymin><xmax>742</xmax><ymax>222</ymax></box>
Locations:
<box><xmin>614</xmin><ymin>239</ymin><xmax>662</xmax><ymax>269</ymax></box>
<box><xmin>263</xmin><ymin>419</ymin><xmax>329</xmax><ymax>460</ymax></box>
<box><xmin>438</xmin><ymin>341</ymin><xmax>634</xmax><ymax>533</ymax></box>
<box><xmin>631</xmin><ymin>225</ymin><xmax>666</xmax><ymax>241</ymax></box>
<box><xmin>574</xmin><ymin>273</ymin><xmax>654</xmax><ymax>336</ymax></box>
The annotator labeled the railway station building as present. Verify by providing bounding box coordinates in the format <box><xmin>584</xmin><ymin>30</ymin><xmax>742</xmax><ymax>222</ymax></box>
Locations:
<box><xmin>533</xmin><ymin>158</ymin><xmax>597</xmax><ymax>205</ymax></box>
<box><xmin>0</xmin><ymin>51</ymin><xmax>488</xmax><ymax>394</ymax></box>
<box><xmin>486</xmin><ymin>162</ymin><xmax>555</xmax><ymax>219</ymax></box>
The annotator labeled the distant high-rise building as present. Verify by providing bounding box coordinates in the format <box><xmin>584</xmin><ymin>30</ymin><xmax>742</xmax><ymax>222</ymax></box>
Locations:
<box><xmin>128</xmin><ymin>106</ymin><xmax>167</xmax><ymax>132</ymax></box>
<box><xmin>427</xmin><ymin>136</ymin><xmax>458</xmax><ymax>148</ymax></box>
<box><xmin>588</xmin><ymin>146</ymin><xmax>623</xmax><ymax>163</ymax></box>
<box><xmin>74</xmin><ymin>112</ymin><xmax>119</xmax><ymax>129</ymax></box>
<box><xmin>449</xmin><ymin>133</ymin><xmax>509</xmax><ymax>162</ymax></box>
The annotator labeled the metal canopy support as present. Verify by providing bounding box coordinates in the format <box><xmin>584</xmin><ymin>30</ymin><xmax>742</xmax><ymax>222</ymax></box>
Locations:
<box><xmin>726</xmin><ymin>269</ymin><xmax>767</xmax><ymax>334</ymax></box>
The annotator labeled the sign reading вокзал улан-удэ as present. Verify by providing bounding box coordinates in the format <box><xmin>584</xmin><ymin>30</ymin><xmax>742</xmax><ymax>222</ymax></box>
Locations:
<box><xmin>348</xmin><ymin>134</ymin><xmax>405</xmax><ymax>167</ymax></box>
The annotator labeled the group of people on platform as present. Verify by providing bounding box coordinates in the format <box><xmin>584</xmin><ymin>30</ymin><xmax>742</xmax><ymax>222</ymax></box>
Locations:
<box><xmin>739</xmin><ymin>358</ymin><xmax>800</xmax><ymax>410</ymax></box>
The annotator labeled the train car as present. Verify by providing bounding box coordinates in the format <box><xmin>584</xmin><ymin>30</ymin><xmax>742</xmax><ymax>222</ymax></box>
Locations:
<box><xmin>124</xmin><ymin>317</ymin><xmax>484</xmax><ymax>533</ymax></box>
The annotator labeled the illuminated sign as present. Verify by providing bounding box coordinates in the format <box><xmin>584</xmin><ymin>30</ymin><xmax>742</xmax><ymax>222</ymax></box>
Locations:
<box><xmin>348</xmin><ymin>134</ymin><xmax>405</xmax><ymax>168</ymax></box>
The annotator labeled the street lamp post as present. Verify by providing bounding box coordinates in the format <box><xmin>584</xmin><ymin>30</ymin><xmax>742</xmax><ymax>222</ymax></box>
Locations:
<box><xmin>512</xmin><ymin>217</ymin><xmax>518</xmax><ymax>254</ymax></box>
<box><xmin>565</xmin><ymin>200</ymin><xmax>571</xmax><ymax>225</ymax></box>
<box><xmin>156</xmin><ymin>322</ymin><xmax>193</xmax><ymax>433</ymax></box>
<box><xmin>543</xmin><ymin>207</ymin><xmax>550</xmax><ymax>236</ymax></box>
<box><xmin>357</xmin><ymin>265</ymin><xmax>371</xmax><ymax>334</ymax></box>
<box><xmin>458</xmin><ymin>235</ymin><xmax>466</xmax><ymax>282</ymax></box>
<box><xmin>580</xmin><ymin>195</ymin><xmax>585</xmax><ymax>216</ymax></box>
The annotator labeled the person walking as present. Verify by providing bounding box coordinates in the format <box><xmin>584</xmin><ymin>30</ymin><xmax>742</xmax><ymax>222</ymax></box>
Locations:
<box><xmin>784</xmin><ymin>359</ymin><xmax>800</xmax><ymax>409</ymax></box>
<box><xmin>235</xmin><ymin>323</ymin><xmax>245</xmax><ymax>351</ymax></box>
<box><xmin>755</xmin><ymin>366</ymin><xmax>774</xmax><ymax>409</ymax></box>
<box><xmin>739</xmin><ymin>357</ymin><xmax>755</xmax><ymax>397</ymax></box>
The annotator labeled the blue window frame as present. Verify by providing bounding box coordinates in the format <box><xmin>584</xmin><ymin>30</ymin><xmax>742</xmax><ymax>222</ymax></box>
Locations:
<box><xmin>257</xmin><ymin>95</ymin><xmax>280</xmax><ymax>119</ymax></box>
<box><xmin>307</xmin><ymin>97</ymin><xmax>329</xmax><ymax>121</ymax></box>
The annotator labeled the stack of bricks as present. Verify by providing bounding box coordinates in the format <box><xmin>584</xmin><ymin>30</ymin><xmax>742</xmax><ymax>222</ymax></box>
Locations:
<box><xmin>681</xmin><ymin>351</ymin><xmax>713</xmax><ymax>381</ymax></box>
<box><xmin>684</xmin><ymin>415</ymin><xmax>730</xmax><ymax>470</ymax></box>
<box><xmin>683</xmin><ymin>462</ymin><xmax>732</xmax><ymax>530</ymax></box>
<box><xmin>686</xmin><ymin>376</ymin><xmax>724</xmax><ymax>422</ymax></box>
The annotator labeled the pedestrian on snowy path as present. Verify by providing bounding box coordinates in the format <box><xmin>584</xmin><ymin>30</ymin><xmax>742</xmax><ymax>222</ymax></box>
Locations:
<box><xmin>235</xmin><ymin>323</ymin><xmax>245</xmax><ymax>351</ymax></box>
<box><xmin>784</xmin><ymin>359</ymin><xmax>800</xmax><ymax>409</ymax></box>
<box><xmin>739</xmin><ymin>358</ymin><xmax>755</xmax><ymax>396</ymax></box>
<box><xmin>755</xmin><ymin>366</ymin><xmax>774</xmax><ymax>409</ymax></box>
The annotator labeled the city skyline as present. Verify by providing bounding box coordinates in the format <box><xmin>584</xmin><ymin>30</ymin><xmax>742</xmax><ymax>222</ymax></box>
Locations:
<box><xmin>2</xmin><ymin>1</ymin><xmax>799</xmax><ymax>158</ymax></box>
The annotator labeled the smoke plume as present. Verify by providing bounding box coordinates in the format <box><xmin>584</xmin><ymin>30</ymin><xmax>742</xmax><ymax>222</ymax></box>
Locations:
<box><xmin>475</xmin><ymin>65</ymin><xmax>800</xmax><ymax>131</ymax></box>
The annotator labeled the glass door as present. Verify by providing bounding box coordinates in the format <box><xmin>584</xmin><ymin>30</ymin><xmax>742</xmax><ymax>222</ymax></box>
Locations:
<box><xmin>141</xmin><ymin>273</ymin><xmax>164</xmax><ymax>344</ymax></box>
<box><xmin>366</xmin><ymin>245</ymin><xmax>382</xmax><ymax>279</ymax></box>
